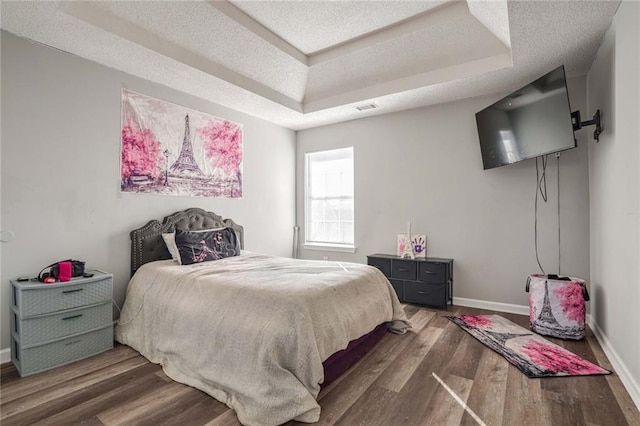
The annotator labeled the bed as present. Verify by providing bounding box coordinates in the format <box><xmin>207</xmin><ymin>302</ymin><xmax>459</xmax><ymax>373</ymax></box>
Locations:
<box><xmin>115</xmin><ymin>208</ymin><xmax>409</xmax><ymax>425</ymax></box>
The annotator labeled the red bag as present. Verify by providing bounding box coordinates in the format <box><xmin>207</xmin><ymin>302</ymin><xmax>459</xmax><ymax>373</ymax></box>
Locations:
<box><xmin>57</xmin><ymin>261</ymin><xmax>72</xmax><ymax>282</ymax></box>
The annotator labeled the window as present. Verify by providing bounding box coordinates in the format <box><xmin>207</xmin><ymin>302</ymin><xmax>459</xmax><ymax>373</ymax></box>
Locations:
<box><xmin>304</xmin><ymin>147</ymin><xmax>354</xmax><ymax>251</ymax></box>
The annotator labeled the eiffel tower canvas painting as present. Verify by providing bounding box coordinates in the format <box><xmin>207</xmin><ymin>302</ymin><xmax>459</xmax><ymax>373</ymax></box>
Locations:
<box><xmin>120</xmin><ymin>89</ymin><xmax>243</xmax><ymax>198</ymax></box>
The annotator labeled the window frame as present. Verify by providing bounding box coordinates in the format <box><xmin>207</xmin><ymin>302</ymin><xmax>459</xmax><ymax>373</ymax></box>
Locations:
<box><xmin>303</xmin><ymin>147</ymin><xmax>356</xmax><ymax>253</ymax></box>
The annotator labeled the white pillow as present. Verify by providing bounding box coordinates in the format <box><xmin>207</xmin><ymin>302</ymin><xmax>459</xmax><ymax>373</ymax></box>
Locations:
<box><xmin>162</xmin><ymin>227</ymin><xmax>227</xmax><ymax>264</ymax></box>
<box><xmin>162</xmin><ymin>233</ymin><xmax>182</xmax><ymax>264</ymax></box>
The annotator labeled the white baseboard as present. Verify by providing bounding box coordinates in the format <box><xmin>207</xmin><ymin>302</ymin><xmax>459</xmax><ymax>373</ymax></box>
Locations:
<box><xmin>0</xmin><ymin>347</ymin><xmax>11</xmax><ymax>364</ymax></box>
<box><xmin>453</xmin><ymin>297</ymin><xmax>530</xmax><ymax>316</ymax></box>
<box><xmin>588</xmin><ymin>318</ymin><xmax>640</xmax><ymax>411</ymax></box>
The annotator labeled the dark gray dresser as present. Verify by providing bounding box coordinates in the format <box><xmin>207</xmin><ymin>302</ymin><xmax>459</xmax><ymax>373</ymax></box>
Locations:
<box><xmin>367</xmin><ymin>254</ymin><xmax>454</xmax><ymax>309</ymax></box>
<box><xmin>10</xmin><ymin>270</ymin><xmax>114</xmax><ymax>377</ymax></box>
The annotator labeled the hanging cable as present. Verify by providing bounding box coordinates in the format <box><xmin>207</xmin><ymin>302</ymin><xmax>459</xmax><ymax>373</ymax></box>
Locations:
<box><xmin>534</xmin><ymin>155</ymin><xmax>549</xmax><ymax>274</ymax></box>
<box><xmin>557</xmin><ymin>154</ymin><xmax>561</xmax><ymax>275</ymax></box>
<box><xmin>538</xmin><ymin>155</ymin><xmax>548</xmax><ymax>202</ymax></box>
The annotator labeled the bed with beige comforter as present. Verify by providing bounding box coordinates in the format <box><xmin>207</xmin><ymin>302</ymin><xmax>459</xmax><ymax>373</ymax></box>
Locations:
<box><xmin>115</xmin><ymin>252</ymin><xmax>409</xmax><ymax>425</ymax></box>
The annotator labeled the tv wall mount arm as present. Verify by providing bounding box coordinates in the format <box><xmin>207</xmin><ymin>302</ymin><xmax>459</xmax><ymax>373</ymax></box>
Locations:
<box><xmin>571</xmin><ymin>110</ymin><xmax>602</xmax><ymax>142</ymax></box>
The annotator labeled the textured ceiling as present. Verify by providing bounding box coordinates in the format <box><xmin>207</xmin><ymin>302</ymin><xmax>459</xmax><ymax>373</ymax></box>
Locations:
<box><xmin>0</xmin><ymin>1</ymin><xmax>620</xmax><ymax>130</ymax></box>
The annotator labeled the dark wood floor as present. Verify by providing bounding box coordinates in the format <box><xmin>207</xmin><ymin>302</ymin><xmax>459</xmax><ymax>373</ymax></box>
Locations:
<box><xmin>1</xmin><ymin>305</ymin><xmax>638</xmax><ymax>425</ymax></box>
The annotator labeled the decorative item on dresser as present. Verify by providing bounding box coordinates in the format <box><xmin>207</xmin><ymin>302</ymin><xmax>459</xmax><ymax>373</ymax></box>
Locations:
<box><xmin>368</xmin><ymin>254</ymin><xmax>454</xmax><ymax>309</ymax></box>
<box><xmin>10</xmin><ymin>271</ymin><xmax>114</xmax><ymax>377</ymax></box>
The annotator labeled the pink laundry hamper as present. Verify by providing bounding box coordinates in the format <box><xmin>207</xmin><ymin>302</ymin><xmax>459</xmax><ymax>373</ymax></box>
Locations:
<box><xmin>526</xmin><ymin>274</ymin><xmax>590</xmax><ymax>340</ymax></box>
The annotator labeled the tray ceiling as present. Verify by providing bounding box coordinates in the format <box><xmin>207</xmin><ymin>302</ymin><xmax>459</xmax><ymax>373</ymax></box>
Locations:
<box><xmin>229</xmin><ymin>1</ymin><xmax>448</xmax><ymax>55</ymax></box>
<box><xmin>0</xmin><ymin>1</ymin><xmax>620</xmax><ymax>130</ymax></box>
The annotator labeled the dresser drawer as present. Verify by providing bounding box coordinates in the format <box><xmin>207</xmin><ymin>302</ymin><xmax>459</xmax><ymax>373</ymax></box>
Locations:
<box><xmin>13</xmin><ymin>302</ymin><xmax>112</xmax><ymax>346</ymax></box>
<box><xmin>12</xmin><ymin>326</ymin><xmax>113</xmax><ymax>377</ymax></box>
<box><xmin>368</xmin><ymin>257</ymin><xmax>391</xmax><ymax>277</ymax></box>
<box><xmin>404</xmin><ymin>282</ymin><xmax>446</xmax><ymax>307</ymax></box>
<box><xmin>14</xmin><ymin>276</ymin><xmax>112</xmax><ymax>316</ymax></box>
<box><xmin>389</xmin><ymin>279</ymin><xmax>404</xmax><ymax>300</ymax></box>
<box><xmin>391</xmin><ymin>260</ymin><xmax>417</xmax><ymax>280</ymax></box>
<box><xmin>418</xmin><ymin>262</ymin><xmax>447</xmax><ymax>283</ymax></box>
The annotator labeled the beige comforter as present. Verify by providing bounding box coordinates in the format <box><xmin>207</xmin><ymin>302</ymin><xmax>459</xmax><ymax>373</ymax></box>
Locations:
<box><xmin>115</xmin><ymin>253</ymin><xmax>409</xmax><ymax>425</ymax></box>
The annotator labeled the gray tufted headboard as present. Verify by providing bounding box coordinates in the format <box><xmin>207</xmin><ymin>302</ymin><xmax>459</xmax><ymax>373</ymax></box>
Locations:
<box><xmin>130</xmin><ymin>208</ymin><xmax>244</xmax><ymax>277</ymax></box>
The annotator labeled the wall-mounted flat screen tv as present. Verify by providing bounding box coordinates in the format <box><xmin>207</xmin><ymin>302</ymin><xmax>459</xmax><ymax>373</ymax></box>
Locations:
<box><xmin>475</xmin><ymin>65</ymin><xmax>576</xmax><ymax>170</ymax></box>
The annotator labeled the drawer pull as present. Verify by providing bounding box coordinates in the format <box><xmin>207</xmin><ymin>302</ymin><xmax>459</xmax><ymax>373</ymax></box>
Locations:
<box><xmin>397</xmin><ymin>268</ymin><xmax>408</xmax><ymax>272</ymax></box>
<box><xmin>417</xmin><ymin>291</ymin><xmax>431</xmax><ymax>295</ymax></box>
<box><xmin>423</xmin><ymin>270</ymin><xmax>435</xmax><ymax>274</ymax></box>
<box><xmin>62</xmin><ymin>314</ymin><xmax>83</xmax><ymax>320</ymax></box>
<box><xmin>62</xmin><ymin>288</ymin><xmax>83</xmax><ymax>294</ymax></box>
<box><xmin>65</xmin><ymin>339</ymin><xmax>81</xmax><ymax>346</ymax></box>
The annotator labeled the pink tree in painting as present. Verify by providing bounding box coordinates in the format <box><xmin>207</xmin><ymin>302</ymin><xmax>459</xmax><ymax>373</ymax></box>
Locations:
<box><xmin>197</xmin><ymin>119</ymin><xmax>242</xmax><ymax>175</ymax></box>
<box><xmin>521</xmin><ymin>340</ymin><xmax>605</xmax><ymax>375</ymax></box>
<box><xmin>121</xmin><ymin>118</ymin><xmax>164</xmax><ymax>184</ymax></box>
<box><xmin>554</xmin><ymin>282</ymin><xmax>585</xmax><ymax>322</ymax></box>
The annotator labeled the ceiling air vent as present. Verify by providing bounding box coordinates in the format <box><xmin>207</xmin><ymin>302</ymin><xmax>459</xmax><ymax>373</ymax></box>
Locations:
<box><xmin>354</xmin><ymin>103</ymin><xmax>379</xmax><ymax>111</ymax></box>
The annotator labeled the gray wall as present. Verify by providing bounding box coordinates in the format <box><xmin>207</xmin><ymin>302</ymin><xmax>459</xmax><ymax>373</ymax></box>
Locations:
<box><xmin>296</xmin><ymin>78</ymin><xmax>590</xmax><ymax>310</ymax></box>
<box><xmin>0</xmin><ymin>31</ymin><xmax>296</xmax><ymax>351</ymax></box>
<box><xmin>587</xmin><ymin>1</ymin><xmax>640</xmax><ymax>406</ymax></box>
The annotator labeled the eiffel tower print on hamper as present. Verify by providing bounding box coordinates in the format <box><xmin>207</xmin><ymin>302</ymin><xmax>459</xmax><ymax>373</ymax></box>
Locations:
<box><xmin>170</xmin><ymin>114</ymin><xmax>204</xmax><ymax>178</ymax></box>
<box><xmin>529</xmin><ymin>278</ymin><xmax>586</xmax><ymax>340</ymax></box>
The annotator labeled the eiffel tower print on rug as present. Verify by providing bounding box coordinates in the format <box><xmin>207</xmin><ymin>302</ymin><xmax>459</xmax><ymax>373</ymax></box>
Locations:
<box><xmin>170</xmin><ymin>114</ymin><xmax>204</xmax><ymax>177</ymax></box>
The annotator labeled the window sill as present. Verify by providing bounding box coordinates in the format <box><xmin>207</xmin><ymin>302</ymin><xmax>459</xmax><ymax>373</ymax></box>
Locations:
<box><xmin>303</xmin><ymin>243</ymin><xmax>357</xmax><ymax>253</ymax></box>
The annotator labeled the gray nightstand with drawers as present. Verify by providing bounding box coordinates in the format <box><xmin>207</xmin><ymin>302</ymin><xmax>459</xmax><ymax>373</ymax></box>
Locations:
<box><xmin>367</xmin><ymin>254</ymin><xmax>454</xmax><ymax>309</ymax></box>
<box><xmin>10</xmin><ymin>270</ymin><xmax>114</xmax><ymax>377</ymax></box>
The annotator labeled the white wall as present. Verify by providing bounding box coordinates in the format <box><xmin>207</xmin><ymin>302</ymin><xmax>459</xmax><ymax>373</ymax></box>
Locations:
<box><xmin>587</xmin><ymin>0</ymin><xmax>640</xmax><ymax>407</ymax></box>
<box><xmin>0</xmin><ymin>31</ymin><xmax>296</xmax><ymax>351</ymax></box>
<box><xmin>296</xmin><ymin>78</ymin><xmax>590</xmax><ymax>311</ymax></box>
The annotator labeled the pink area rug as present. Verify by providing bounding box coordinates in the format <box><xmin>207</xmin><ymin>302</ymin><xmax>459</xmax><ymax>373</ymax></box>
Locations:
<box><xmin>448</xmin><ymin>314</ymin><xmax>611</xmax><ymax>378</ymax></box>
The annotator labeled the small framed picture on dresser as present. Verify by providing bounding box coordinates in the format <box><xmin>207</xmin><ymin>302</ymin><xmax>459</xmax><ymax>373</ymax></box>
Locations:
<box><xmin>397</xmin><ymin>234</ymin><xmax>410</xmax><ymax>257</ymax></box>
<box><xmin>397</xmin><ymin>234</ymin><xmax>427</xmax><ymax>258</ymax></box>
<box><xmin>412</xmin><ymin>235</ymin><xmax>426</xmax><ymax>258</ymax></box>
